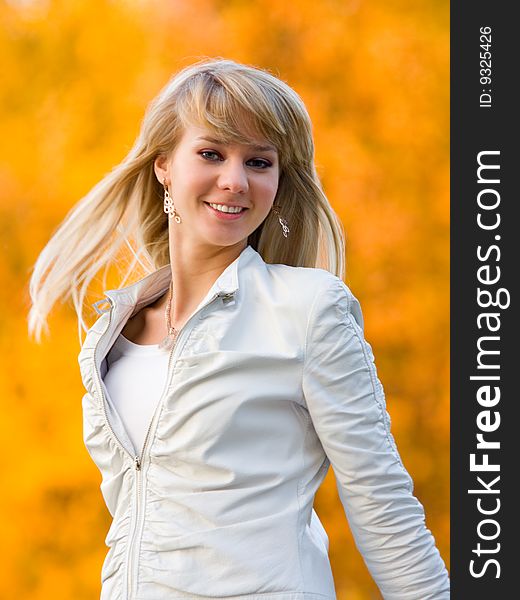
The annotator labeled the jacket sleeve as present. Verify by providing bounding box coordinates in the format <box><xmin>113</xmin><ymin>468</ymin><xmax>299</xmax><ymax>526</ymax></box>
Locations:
<box><xmin>302</xmin><ymin>276</ymin><xmax>450</xmax><ymax>600</ymax></box>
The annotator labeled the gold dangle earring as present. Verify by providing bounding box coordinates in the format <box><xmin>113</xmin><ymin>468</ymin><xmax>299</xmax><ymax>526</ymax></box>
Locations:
<box><xmin>271</xmin><ymin>204</ymin><xmax>290</xmax><ymax>238</ymax></box>
<box><xmin>163</xmin><ymin>178</ymin><xmax>181</xmax><ymax>223</ymax></box>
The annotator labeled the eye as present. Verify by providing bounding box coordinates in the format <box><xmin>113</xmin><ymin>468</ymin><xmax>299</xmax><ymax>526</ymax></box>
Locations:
<box><xmin>247</xmin><ymin>158</ymin><xmax>272</xmax><ymax>169</ymax></box>
<box><xmin>199</xmin><ymin>150</ymin><xmax>272</xmax><ymax>169</ymax></box>
<box><xmin>200</xmin><ymin>150</ymin><xmax>221</xmax><ymax>161</ymax></box>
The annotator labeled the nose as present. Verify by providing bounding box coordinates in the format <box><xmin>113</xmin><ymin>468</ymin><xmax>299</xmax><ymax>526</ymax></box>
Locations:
<box><xmin>217</xmin><ymin>159</ymin><xmax>249</xmax><ymax>194</ymax></box>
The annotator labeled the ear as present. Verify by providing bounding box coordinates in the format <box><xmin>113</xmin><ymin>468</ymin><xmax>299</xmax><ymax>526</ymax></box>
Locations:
<box><xmin>154</xmin><ymin>153</ymin><xmax>170</xmax><ymax>185</ymax></box>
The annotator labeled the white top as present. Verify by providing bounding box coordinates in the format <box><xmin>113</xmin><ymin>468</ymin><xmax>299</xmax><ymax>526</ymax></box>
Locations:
<box><xmin>103</xmin><ymin>333</ymin><xmax>170</xmax><ymax>454</ymax></box>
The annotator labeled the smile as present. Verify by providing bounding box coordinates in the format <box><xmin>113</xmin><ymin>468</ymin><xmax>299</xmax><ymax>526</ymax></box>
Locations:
<box><xmin>207</xmin><ymin>203</ymin><xmax>246</xmax><ymax>213</ymax></box>
<box><xmin>204</xmin><ymin>202</ymin><xmax>249</xmax><ymax>221</ymax></box>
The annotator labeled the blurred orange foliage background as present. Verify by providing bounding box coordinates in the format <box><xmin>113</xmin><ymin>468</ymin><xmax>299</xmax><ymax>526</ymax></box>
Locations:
<box><xmin>0</xmin><ymin>0</ymin><xmax>449</xmax><ymax>598</ymax></box>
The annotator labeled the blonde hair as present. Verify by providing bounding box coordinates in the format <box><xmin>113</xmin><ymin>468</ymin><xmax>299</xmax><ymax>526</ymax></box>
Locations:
<box><xmin>27</xmin><ymin>57</ymin><xmax>346</xmax><ymax>345</ymax></box>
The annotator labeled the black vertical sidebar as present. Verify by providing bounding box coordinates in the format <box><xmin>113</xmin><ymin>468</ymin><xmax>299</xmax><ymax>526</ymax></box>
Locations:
<box><xmin>451</xmin><ymin>2</ymin><xmax>516</xmax><ymax>598</ymax></box>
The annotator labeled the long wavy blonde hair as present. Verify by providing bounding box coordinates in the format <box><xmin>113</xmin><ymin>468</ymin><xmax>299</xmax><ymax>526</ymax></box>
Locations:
<box><xmin>27</xmin><ymin>57</ymin><xmax>345</xmax><ymax>345</ymax></box>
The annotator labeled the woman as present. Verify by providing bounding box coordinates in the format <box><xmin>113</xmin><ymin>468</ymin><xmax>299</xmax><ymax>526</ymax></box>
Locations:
<box><xmin>28</xmin><ymin>58</ymin><xmax>449</xmax><ymax>599</ymax></box>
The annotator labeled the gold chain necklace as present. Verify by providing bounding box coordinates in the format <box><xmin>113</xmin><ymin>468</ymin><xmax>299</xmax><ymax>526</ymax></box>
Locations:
<box><xmin>158</xmin><ymin>280</ymin><xmax>179</xmax><ymax>351</ymax></box>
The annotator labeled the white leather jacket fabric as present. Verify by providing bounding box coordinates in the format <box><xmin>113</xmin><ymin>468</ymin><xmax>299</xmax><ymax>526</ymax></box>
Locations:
<box><xmin>78</xmin><ymin>244</ymin><xmax>450</xmax><ymax>600</ymax></box>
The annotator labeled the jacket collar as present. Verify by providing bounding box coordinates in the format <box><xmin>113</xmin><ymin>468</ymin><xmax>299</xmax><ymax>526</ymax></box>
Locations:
<box><xmin>95</xmin><ymin>244</ymin><xmax>258</xmax><ymax>314</ymax></box>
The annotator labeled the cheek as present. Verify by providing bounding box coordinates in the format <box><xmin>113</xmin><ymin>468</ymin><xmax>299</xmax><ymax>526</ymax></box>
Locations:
<box><xmin>260</xmin><ymin>174</ymin><xmax>279</xmax><ymax>201</ymax></box>
<box><xmin>171</xmin><ymin>165</ymin><xmax>210</xmax><ymax>198</ymax></box>
<box><xmin>171</xmin><ymin>153</ymin><xmax>205</xmax><ymax>183</ymax></box>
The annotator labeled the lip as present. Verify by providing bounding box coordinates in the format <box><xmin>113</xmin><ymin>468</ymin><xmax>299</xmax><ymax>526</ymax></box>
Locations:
<box><xmin>204</xmin><ymin>202</ymin><xmax>249</xmax><ymax>220</ymax></box>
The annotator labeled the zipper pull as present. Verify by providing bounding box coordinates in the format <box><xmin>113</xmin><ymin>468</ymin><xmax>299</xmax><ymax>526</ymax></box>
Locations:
<box><xmin>134</xmin><ymin>456</ymin><xmax>141</xmax><ymax>471</ymax></box>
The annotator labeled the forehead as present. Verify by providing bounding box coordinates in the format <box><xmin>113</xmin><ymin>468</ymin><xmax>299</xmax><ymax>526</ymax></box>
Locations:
<box><xmin>180</xmin><ymin>122</ymin><xmax>278</xmax><ymax>153</ymax></box>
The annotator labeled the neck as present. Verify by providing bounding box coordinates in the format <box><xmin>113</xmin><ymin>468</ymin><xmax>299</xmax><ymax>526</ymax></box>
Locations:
<box><xmin>164</xmin><ymin>237</ymin><xmax>246</xmax><ymax>325</ymax></box>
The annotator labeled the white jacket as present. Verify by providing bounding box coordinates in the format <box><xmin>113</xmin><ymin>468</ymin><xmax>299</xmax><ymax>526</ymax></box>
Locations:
<box><xmin>78</xmin><ymin>244</ymin><xmax>450</xmax><ymax>600</ymax></box>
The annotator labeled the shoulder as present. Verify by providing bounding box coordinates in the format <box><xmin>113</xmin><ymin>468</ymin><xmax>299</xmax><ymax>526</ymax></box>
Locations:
<box><xmin>250</xmin><ymin>260</ymin><xmax>363</xmax><ymax>329</ymax></box>
<box><xmin>276</xmin><ymin>264</ymin><xmax>364</xmax><ymax>334</ymax></box>
<box><xmin>247</xmin><ymin>259</ymin><xmax>335</xmax><ymax>299</ymax></box>
<box><xmin>267</xmin><ymin>262</ymin><xmax>337</xmax><ymax>290</ymax></box>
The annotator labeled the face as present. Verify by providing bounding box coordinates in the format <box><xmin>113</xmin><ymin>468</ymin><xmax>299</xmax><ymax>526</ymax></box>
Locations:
<box><xmin>154</xmin><ymin>122</ymin><xmax>280</xmax><ymax>253</ymax></box>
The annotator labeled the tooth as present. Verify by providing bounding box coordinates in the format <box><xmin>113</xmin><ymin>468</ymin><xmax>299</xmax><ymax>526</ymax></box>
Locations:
<box><xmin>209</xmin><ymin>203</ymin><xmax>243</xmax><ymax>213</ymax></box>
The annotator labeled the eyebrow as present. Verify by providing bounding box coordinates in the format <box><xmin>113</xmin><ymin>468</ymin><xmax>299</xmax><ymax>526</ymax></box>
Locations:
<box><xmin>195</xmin><ymin>136</ymin><xmax>277</xmax><ymax>153</ymax></box>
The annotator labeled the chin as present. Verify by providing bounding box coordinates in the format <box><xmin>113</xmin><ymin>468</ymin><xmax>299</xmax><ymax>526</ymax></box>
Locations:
<box><xmin>200</xmin><ymin>234</ymin><xmax>249</xmax><ymax>249</ymax></box>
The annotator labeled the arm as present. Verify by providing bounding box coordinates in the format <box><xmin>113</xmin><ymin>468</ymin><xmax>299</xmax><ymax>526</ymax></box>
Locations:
<box><xmin>302</xmin><ymin>276</ymin><xmax>450</xmax><ymax>599</ymax></box>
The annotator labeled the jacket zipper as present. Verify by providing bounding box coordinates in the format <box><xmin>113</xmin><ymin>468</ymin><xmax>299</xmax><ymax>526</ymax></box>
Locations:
<box><xmin>92</xmin><ymin>290</ymin><xmax>231</xmax><ymax>599</ymax></box>
<box><xmin>124</xmin><ymin>324</ymin><xmax>179</xmax><ymax>599</ymax></box>
<box><xmin>127</xmin><ymin>458</ymin><xmax>142</xmax><ymax>599</ymax></box>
